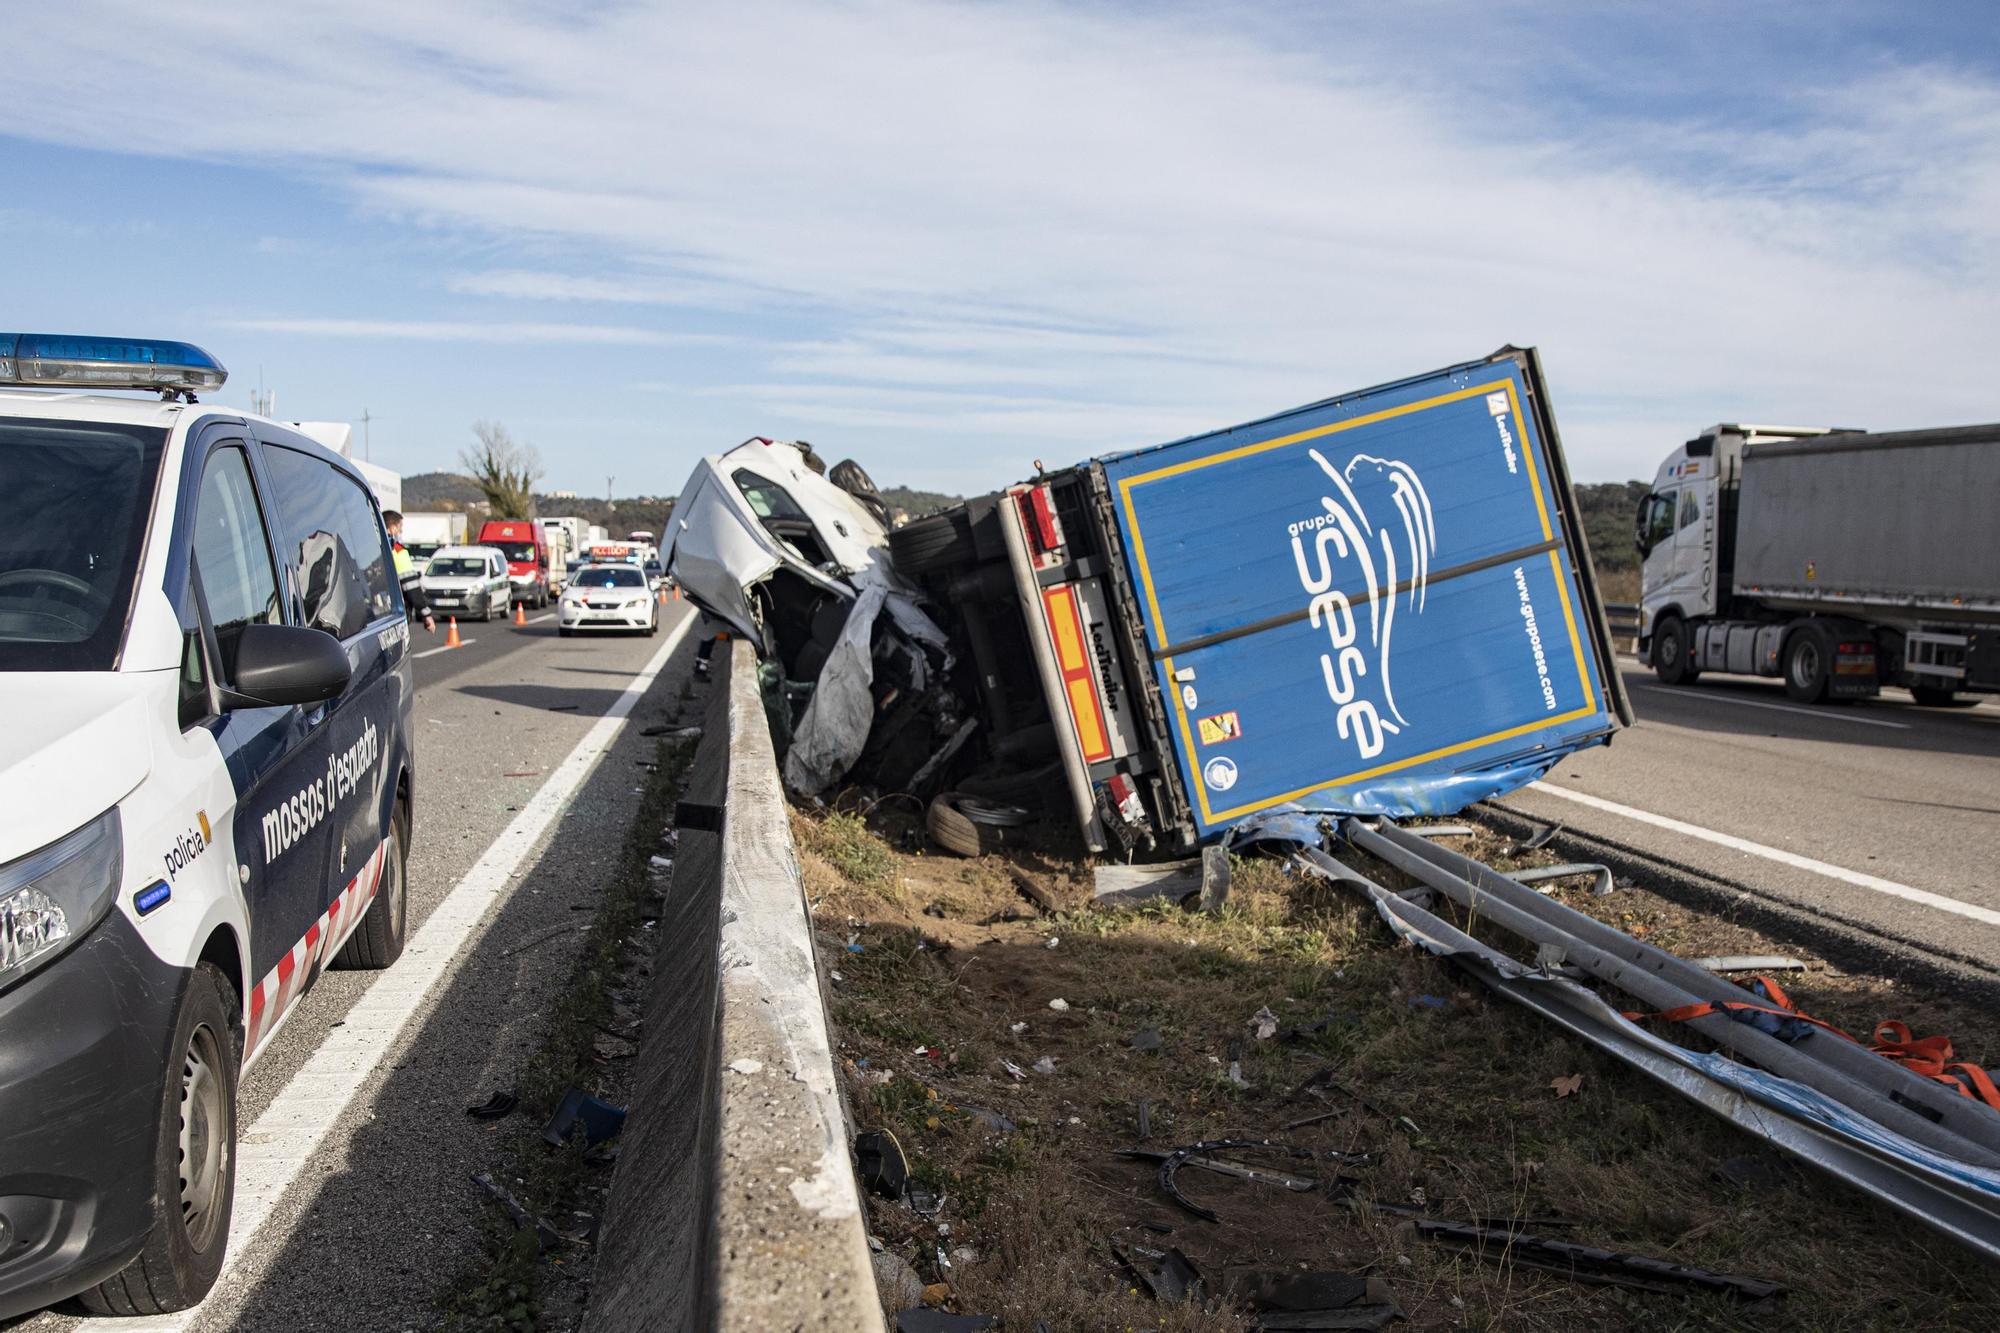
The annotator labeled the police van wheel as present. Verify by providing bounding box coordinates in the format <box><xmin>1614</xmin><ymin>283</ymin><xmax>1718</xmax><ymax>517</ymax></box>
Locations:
<box><xmin>334</xmin><ymin>816</ymin><xmax>408</xmax><ymax>970</ymax></box>
<box><xmin>78</xmin><ymin>964</ymin><xmax>239</xmax><ymax>1316</ymax></box>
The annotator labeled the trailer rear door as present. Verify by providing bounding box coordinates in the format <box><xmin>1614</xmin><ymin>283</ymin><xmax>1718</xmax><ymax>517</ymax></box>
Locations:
<box><xmin>1098</xmin><ymin>347</ymin><xmax>1625</xmax><ymax>836</ymax></box>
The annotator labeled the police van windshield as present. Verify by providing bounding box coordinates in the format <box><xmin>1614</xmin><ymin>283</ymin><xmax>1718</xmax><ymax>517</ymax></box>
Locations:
<box><xmin>428</xmin><ymin>557</ymin><xmax>488</xmax><ymax>577</ymax></box>
<box><xmin>0</xmin><ymin>419</ymin><xmax>167</xmax><ymax>671</ymax></box>
<box><xmin>576</xmin><ymin>566</ymin><xmax>644</xmax><ymax>588</ymax></box>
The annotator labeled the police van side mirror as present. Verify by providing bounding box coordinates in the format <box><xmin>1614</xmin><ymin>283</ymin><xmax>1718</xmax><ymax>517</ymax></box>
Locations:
<box><xmin>221</xmin><ymin>624</ymin><xmax>352</xmax><ymax>709</ymax></box>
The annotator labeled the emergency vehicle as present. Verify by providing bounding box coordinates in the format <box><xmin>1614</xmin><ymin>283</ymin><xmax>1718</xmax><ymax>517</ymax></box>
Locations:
<box><xmin>0</xmin><ymin>335</ymin><xmax>415</xmax><ymax>1316</ymax></box>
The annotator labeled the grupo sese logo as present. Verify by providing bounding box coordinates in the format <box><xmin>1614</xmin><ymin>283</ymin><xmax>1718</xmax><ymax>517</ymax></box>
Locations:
<box><xmin>1287</xmin><ymin>449</ymin><xmax>1437</xmax><ymax>759</ymax></box>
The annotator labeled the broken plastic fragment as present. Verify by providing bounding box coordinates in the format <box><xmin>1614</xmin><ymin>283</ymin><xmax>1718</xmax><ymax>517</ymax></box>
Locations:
<box><xmin>1048</xmin><ymin>997</ymin><xmax>1069</xmax><ymax>1011</ymax></box>
<box><xmin>1250</xmin><ymin>1006</ymin><xmax>1280</xmax><ymax>1040</ymax></box>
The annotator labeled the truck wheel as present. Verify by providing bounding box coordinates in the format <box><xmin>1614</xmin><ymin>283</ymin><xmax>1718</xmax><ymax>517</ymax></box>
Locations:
<box><xmin>889</xmin><ymin>511</ymin><xmax>975</xmax><ymax>576</ymax></box>
<box><xmin>1653</xmin><ymin>615</ymin><xmax>1699</xmax><ymax>685</ymax></box>
<box><xmin>78</xmin><ymin>963</ymin><xmax>239</xmax><ymax>1316</ymax></box>
<box><xmin>926</xmin><ymin>793</ymin><xmax>1028</xmax><ymax>857</ymax></box>
<box><xmin>1783</xmin><ymin>628</ymin><xmax>1830</xmax><ymax>703</ymax></box>
<box><xmin>334</xmin><ymin>813</ymin><xmax>408</xmax><ymax>970</ymax></box>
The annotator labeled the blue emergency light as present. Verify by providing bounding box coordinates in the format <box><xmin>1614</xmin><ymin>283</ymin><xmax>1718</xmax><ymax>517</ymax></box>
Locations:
<box><xmin>0</xmin><ymin>334</ymin><xmax>228</xmax><ymax>396</ymax></box>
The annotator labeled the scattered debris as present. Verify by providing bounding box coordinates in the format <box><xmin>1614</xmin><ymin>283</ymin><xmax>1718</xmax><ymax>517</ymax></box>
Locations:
<box><xmin>1092</xmin><ymin>858</ymin><xmax>1203</xmax><ymax>908</ymax></box>
<box><xmin>1236</xmin><ymin>1269</ymin><xmax>1402</xmax><ymax>1331</ymax></box>
<box><xmin>471</xmin><ymin>1171</ymin><xmax>563</xmax><ymax>1251</ymax></box>
<box><xmin>729</xmin><ymin>1058</ymin><xmax>764</xmax><ymax>1075</ymax></box>
<box><xmin>1008</xmin><ymin>1021</ymin><xmax>1029</xmax><ymax>1035</ymax></box>
<box><xmin>856</xmin><ymin>1129</ymin><xmax>910</xmax><ymax>1200</ymax></box>
<box><xmin>1032</xmin><ymin>1056</ymin><xmax>1058</xmax><ymax>1075</ymax></box>
<box><xmin>639</xmin><ymin>724</ymin><xmax>703</xmax><ymax>739</ymax></box>
<box><xmin>649</xmin><ymin>854</ymin><xmax>673</xmax><ymax>869</ymax></box>
<box><xmin>1118</xmin><ymin>1147</ymin><xmax>1319</xmax><ymax>1193</ymax></box>
<box><xmin>541</xmin><ymin>1089</ymin><xmax>627</xmax><ymax>1148</ymax></box>
<box><xmin>503</xmin><ymin>769</ymin><xmax>541</xmax><ymax>777</ymax></box>
<box><xmin>465</xmin><ymin>1090</ymin><xmax>518</xmax><ymax>1120</ymax></box>
<box><xmin>1408</xmin><ymin>994</ymin><xmax>1447</xmax><ymax>1011</ymax></box>
<box><xmin>1129</xmin><ymin>1027</ymin><xmax>1164</xmax><ymax>1053</ymax></box>
<box><xmin>1111</xmin><ymin>1234</ymin><xmax>1204</xmax><ymax>1305</ymax></box>
<box><xmin>1047</xmin><ymin>997</ymin><xmax>1070</xmax><ymax>1012</ymax></box>
<box><xmin>1501</xmin><ymin>861</ymin><xmax>1615</xmax><ymax>897</ymax></box>
<box><xmin>894</xmin><ymin>1310</ymin><xmax>999</xmax><ymax>1333</ymax></box>
<box><xmin>1250</xmin><ymin>1006</ymin><xmax>1281</xmax><ymax>1040</ymax></box>
<box><xmin>1226</xmin><ymin>1061</ymin><xmax>1251</xmax><ymax>1089</ymax></box>
<box><xmin>920</xmin><ymin>1281</ymin><xmax>951</xmax><ymax>1307</ymax></box>
<box><xmin>1414</xmin><ymin>1218</ymin><xmax>1785</xmax><ymax>1299</ymax></box>
<box><xmin>547</xmin><ymin>702</ymin><xmax>581</xmax><ymax>712</ymax></box>
<box><xmin>1696</xmin><ymin>954</ymin><xmax>1810</xmax><ymax>974</ymax></box>
<box><xmin>1151</xmin><ymin>1138</ymin><xmax>1323</xmax><ymax>1222</ymax></box>
<box><xmin>998</xmin><ymin>1059</ymin><xmax>1028</xmax><ymax>1082</ymax></box>
<box><xmin>1550</xmin><ymin>1073</ymin><xmax>1585</xmax><ymax>1099</ymax></box>
<box><xmin>1007</xmin><ymin>866</ymin><xmax>1059</xmax><ymax>916</ymax></box>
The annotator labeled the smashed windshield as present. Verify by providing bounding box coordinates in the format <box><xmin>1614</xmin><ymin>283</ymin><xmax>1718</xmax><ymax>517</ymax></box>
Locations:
<box><xmin>0</xmin><ymin>419</ymin><xmax>167</xmax><ymax>671</ymax></box>
<box><xmin>427</xmin><ymin>558</ymin><xmax>488</xmax><ymax>578</ymax></box>
<box><xmin>574</xmin><ymin>566</ymin><xmax>643</xmax><ymax>588</ymax></box>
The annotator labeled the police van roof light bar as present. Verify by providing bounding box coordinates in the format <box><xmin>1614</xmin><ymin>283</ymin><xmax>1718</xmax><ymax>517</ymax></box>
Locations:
<box><xmin>0</xmin><ymin>334</ymin><xmax>228</xmax><ymax>401</ymax></box>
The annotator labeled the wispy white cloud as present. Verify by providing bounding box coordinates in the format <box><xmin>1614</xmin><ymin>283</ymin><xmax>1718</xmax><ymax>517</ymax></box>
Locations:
<box><xmin>7</xmin><ymin>1</ymin><xmax>2000</xmax><ymax>486</ymax></box>
<box><xmin>228</xmin><ymin>317</ymin><xmax>732</xmax><ymax>347</ymax></box>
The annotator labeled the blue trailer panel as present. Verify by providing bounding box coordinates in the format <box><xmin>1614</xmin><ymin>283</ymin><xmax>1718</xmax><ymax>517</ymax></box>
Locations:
<box><xmin>1098</xmin><ymin>348</ymin><xmax>1624</xmax><ymax>835</ymax></box>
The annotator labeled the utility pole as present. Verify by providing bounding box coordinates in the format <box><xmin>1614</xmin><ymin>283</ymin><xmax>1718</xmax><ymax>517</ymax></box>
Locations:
<box><xmin>607</xmin><ymin>475</ymin><xmax>616</xmax><ymax>513</ymax></box>
<box><xmin>360</xmin><ymin>408</ymin><xmax>376</xmax><ymax>462</ymax></box>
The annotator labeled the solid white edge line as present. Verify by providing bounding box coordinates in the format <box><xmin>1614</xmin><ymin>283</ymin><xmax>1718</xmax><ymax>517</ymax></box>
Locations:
<box><xmin>412</xmin><ymin>637</ymin><xmax>477</xmax><ymax>659</ymax></box>
<box><xmin>114</xmin><ymin>609</ymin><xmax>697</xmax><ymax>1332</ymax></box>
<box><xmin>529</xmin><ymin>613</ymin><xmax>556</xmax><ymax>624</ymax></box>
<box><xmin>1524</xmin><ymin>781</ymin><xmax>2000</xmax><ymax>928</ymax></box>
<box><xmin>1635</xmin><ymin>684</ymin><xmax>1909</xmax><ymax>730</ymax></box>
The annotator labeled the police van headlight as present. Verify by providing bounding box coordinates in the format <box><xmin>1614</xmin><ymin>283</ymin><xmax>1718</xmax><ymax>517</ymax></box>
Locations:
<box><xmin>0</xmin><ymin>809</ymin><xmax>121</xmax><ymax>990</ymax></box>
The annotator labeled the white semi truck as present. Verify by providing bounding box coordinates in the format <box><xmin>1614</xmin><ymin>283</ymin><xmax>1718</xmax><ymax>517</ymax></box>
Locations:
<box><xmin>1637</xmin><ymin>423</ymin><xmax>2000</xmax><ymax>705</ymax></box>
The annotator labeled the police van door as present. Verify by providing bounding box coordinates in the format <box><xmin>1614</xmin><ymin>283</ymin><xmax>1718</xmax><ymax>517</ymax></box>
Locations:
<box><xmin>258</xmin><ymin>442</ymin><xmax>405</xmax><ymax>955</ymax></box>
<box><xmin>179</xmin><ymin>431</ymin><xmax>337</xmax><ymax>1055</ymax></box>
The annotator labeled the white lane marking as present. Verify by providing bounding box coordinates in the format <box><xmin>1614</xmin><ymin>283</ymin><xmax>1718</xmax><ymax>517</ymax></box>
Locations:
<box><xmin>116</xmin><ymin>611</ymin><xmax>696</xmax><ymax>1332</ymax></box>
<box><xmin>412</xmin><ymin>637</ymin><xmax>477</xmax><ymax>659</ymax></box>
<box><xmin>1524</xmin><ymin>781</ymin><xmax>2000</xmax><ymax>928</ymax></box>
<box><xmin>529</xmin><ymin>613</ymin><xmax>555</xmax><ymax>624</ymax></box>
<box><xmin>1636</xmin><ymin>684</ymin><xmax>1909</xmax><ymax>730</ymax></box>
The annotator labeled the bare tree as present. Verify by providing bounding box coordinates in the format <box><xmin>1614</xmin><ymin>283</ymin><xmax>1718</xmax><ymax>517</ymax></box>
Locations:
<box><xmin>460</xmin><ymin>420</ymin><xmax>542</xmax><ymax>518</ymax></box>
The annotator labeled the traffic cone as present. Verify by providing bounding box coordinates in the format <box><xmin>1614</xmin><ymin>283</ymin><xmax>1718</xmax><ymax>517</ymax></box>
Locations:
<box><xmin>514</xmin><ymin>601</ymin><xmax>528</xmax><ymax>626</ymax></box>
<box><xmin>445</xmin><ymin>617</ymin><xmax>462</xmax><ymax>649</ymax></box>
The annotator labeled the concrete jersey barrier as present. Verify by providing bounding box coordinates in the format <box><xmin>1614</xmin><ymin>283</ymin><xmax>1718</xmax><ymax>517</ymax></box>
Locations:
<box><xmin>590</xmin><ymin>639</ymin><xmax>880</xmax><ymax>1331</ymax></box>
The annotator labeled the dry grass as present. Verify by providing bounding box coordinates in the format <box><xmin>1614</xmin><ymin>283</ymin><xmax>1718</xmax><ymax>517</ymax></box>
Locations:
<box><xmin>798</xmin><ymin>805</ymin><xmax>2000</xmax><ymax>1331</ymax></box>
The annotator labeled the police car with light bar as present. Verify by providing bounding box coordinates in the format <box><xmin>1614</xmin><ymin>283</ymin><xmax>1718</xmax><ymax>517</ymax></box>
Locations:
<box><xmin>0</xmin><ymin>335</ymin><xmax>415</xmax><ymax>1316</ymax></box>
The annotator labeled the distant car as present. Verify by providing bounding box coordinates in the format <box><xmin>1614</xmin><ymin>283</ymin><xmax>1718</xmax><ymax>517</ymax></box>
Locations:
<box><xmin>644</xmin><ymin>557</ymin><xmax>665</xmax><ymax>590</ymax></box>
<box><xmin>559</xmin><ymin>563</ymin><xmax>659</xmax><ymax>637</ymax></box>
<box><xmin>421</xmin><ymin>545</ymin><xmax>512</xmax><ymax>620</ymax></box>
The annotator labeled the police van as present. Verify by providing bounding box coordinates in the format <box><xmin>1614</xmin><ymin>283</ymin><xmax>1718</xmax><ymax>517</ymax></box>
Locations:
<box><xmin>0</xmin><ymin>335</ymin><xmax>415</xmax><ymax>1316</ymax></box>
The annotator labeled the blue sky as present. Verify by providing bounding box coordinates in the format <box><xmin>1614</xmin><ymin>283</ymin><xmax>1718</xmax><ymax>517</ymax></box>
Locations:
<box><xmin>3</xmin><ymin>1</ymin><xmax>1997</xmax><ymax>496</ymax></box>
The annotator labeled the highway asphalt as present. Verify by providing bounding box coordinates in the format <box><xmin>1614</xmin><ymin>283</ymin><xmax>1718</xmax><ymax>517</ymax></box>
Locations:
<box><xmin>1495</xmin><ymin>659</ymin><xmax>2000</xmax><ymax>993</ymax></box>
<box><xmin>12</xmin><ymin>602</ymin><xmax>703</xmax><ymax>1332</ymax></box>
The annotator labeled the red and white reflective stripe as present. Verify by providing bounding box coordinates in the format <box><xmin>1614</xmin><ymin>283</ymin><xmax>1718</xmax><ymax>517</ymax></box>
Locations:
<box><xmin>244</xmin><ymin>837</ymin><xmax>388</xmax><ymax>1057</ymax></box>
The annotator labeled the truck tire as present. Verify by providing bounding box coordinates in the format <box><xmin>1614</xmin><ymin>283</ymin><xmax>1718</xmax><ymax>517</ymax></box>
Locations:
<box><xmin>926</xmin><ymin>793</ymin><xmax>1027</xmax><ymax>857</ymax></box>
<box><xmin>889</xmin><ymin>511</ymin><xmax>975</xmax><ymax>576</ymax></box>
<box><xmin>1653</xmin><ymin>614</ymin><xmax>1699</xmax><ymax>685</ymax></box>
<box><xmin>77</xmin><ymin>963</ymin><xmax>239</xmax><ymax>1316</ymax></box>
<box><xmin>1783</xmin><ymin>627</ymin><xmax>1831</xmax><ymax>703</ymax></box>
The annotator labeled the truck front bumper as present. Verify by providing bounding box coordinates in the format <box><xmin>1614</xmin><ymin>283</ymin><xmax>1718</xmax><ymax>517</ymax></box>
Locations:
<box><xmin>0</xmin><ymin>911</ymin><xmax>186</xmax><ymax>1318</ymax></box>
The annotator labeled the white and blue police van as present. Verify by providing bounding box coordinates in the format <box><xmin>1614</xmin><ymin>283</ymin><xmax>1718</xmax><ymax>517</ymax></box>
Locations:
<box><xmin>0</xmin><ymin>335</ymin><xmax>415</xmax><ymax>1316</ymax></box>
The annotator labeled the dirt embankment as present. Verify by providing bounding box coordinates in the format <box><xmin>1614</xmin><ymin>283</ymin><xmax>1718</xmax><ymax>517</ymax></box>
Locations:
<box><xmin>798</xmin><ymin>803</ymin><xmax>2000</xmax><ymax>1331</ymax></box>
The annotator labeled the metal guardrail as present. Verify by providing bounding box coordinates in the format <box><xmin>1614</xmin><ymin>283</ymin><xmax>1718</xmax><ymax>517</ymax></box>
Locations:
<box><xmin>1605</xmin><ymin>601</ymin><xmax>1640</xmax><ymax>652</ymax></box>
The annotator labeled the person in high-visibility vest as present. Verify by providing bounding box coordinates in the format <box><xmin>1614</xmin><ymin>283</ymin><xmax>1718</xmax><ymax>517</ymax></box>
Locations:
<box><xmin>382</xmin><ymin>511</ymin><xmax>436</xmax><ymax>633</ymax></box>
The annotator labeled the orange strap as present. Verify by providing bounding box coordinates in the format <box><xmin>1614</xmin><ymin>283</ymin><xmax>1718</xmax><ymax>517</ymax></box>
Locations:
<box><xmin>1873</xmin><ymin>1021</ymin><xmax>2000</xmax><ymax>1110</ymax></box>
<box><xmin>1625</xmin><ymin>977</ymin><xmax>2000</xmax><ymax>1111</ymax></box>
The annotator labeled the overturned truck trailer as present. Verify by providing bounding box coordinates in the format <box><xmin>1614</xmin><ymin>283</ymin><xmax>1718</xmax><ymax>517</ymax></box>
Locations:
<box><xmin>894</xmin><ymin>346</ymin><xmax>1632</xmax><ymax>854</ymax></box>
<box><xmin>667</xmin><ymin>349</ymin><xmax>1632</xmax><ymax>854</ymax></box>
